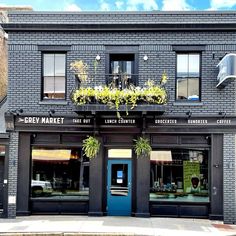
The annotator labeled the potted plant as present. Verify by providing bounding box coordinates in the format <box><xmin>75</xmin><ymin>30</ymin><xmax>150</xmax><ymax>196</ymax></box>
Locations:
<box><xmin>133</xmin><ymin>137</ymin><xmax>152</xmax><ymax>158</ymax></box>
<box><xmin>82</xmin><ymin>136</ymin><xmax>101</xmax><ymax>158</ymax></box>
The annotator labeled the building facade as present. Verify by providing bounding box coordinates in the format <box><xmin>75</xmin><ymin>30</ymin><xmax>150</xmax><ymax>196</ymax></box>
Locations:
<box><xmin>2</xmin><ymin>11</ymin><xmax>236</xmax><ymax>224</ymax></box>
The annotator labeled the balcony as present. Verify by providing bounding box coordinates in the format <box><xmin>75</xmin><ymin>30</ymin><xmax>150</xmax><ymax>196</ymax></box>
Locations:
<box><xmin>71</xmin><ymin>73</ymin><xmax>167</xmax><ymax>116</ymax></box>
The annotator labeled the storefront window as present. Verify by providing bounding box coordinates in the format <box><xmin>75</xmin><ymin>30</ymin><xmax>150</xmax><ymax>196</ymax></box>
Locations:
<box><xmin>31</xmin><ymin>148</ymin><xmax>89</xmax><ymax>200</ymax></box>
<box><xmin>150</xmin><ymin>149</ymin><xmax>209</xmax><ymax>202</ymax></box>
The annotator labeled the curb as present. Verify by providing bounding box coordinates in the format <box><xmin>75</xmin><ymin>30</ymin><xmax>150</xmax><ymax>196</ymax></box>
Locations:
<box><xmin>0</xmin><ymin>233</ymin><xmax>136</xmax><ymax>236</ymax></box>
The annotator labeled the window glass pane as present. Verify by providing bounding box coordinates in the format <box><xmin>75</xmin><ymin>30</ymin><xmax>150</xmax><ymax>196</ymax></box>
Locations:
<box><xmin>150</xmin><ymin>149</ymin><xmax>209</xmax><ymax>203</ymax></box>
<box><xmin>189</xmin><ymin>54</ymin><xmax>200</xmax><ymax>77</ymax></box>
<box><xmin>55</xmin><ymin>54</ymin><xmax>66</xmax><ymax>76</ymax></box>
<box><xmin>54</xmin><ymin>76</ymin><xmax>65</xmax><ymax>99</ymax></box>
<box><xmin>177</xmin><ymin>54</ymin><xmax>188</xmax><ymax>77</ymax></box>
<box><xmin>43</xmin><ymin>76</ymin><xmax>54</xmax><ymax>98</ymax></box>
<box><xmin>177</xmin><ymin>78</ymin><xmax>188</xmax><ymax>100</ymax></box>
<box><xmin>44</xmin><ymin>54</ymin><xmax>54</xmax><ymax>76</ymax></box>
<box><xmin>31</xmin><ymin>148</ymin><xmax>89</xmax><ymax>200</ymax></box>
<box><xmin>187</xmin><ymin>78</ymin><xmax>199</xmax><ymax>101</ymax></box>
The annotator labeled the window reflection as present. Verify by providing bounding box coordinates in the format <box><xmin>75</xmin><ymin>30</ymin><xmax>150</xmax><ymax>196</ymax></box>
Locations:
<box><xmin>43</xmin><ymin>53</ymin><xmax>66</xmax><ymax>99</ymax></box>
<box><xmin>150</xmin><ymin>149</ymin><xmax>209</xmax><ymax>203</ymax></box>
<box><xmin>176</xmin><ymin>53</ymin><xmax>200</xmax><ymax>101</ymax></box>
<box><xmin>31</xmin><ymin>148</ymin><xmax>89</xmax><ymax>200</ymax></box>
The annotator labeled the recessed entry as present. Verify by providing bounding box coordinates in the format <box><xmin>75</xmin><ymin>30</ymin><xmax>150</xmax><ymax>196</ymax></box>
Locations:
<box><xmin>108</xmin><ymin>149</ymin><xmax>132</xmax><ymax>158</ymax></box>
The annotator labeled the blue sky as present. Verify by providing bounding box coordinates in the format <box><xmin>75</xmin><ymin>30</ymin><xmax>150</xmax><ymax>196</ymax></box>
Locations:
<box><xmin>1</xmin><ymin>0</ymin><xmax>236</xmax><ymax>11</ymax></box>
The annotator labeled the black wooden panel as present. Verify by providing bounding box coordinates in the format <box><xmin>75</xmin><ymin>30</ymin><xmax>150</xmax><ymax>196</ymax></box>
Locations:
<box><xmin>180</xmin><ymin>135</ymin><xmax>208</xmax><ymax>144</ymax></box>
<box><xmin>150</xmin><ymin>202</ymin><xmax>209</xmax><ymax>218</ymax></box>
<box><xmin>152</xmin><ymin>135</ymin><xmax>178</xmax><ymax>145</ymax></box>
<box><xmin>210</xmin><ymin>134</ymin><xmax>223</xmax><ymax>218</ymax></box>
<box><xmin>150</xmin><ymin>204</ymin><xmax>178</xmax><ymax>216</ymax></box>
<box><xmin>61</xmin><ymin>134</ymin><xmax>86</xmax><ymax>144</ymax></box>
<box><xmin>30</xmin><ymin>200</ymin><xmax>89</xmax><ymax>214</ymax></box>
<box><xmin>104</xmin><ymin>135</ymin><xmax>133</xmax><ymax>145</ymax></box>
<box><xmin>180</xmin><ymin>205</ymin><xmax>209</xmax><ymax>217</ymax></box>
<box><xmin>33</xmin><ymin>133</ymin><xmax>60</xmax><ymax>144</ymax></box>
<box><xmin>17</xmin><ymin>133</ymin><xmax>31</xmax><ymax>214</ymax></box>
<box><xmin>0</xmin><ymin>159</ymin><xmax>4</xmax><ymax>208</ymax></box>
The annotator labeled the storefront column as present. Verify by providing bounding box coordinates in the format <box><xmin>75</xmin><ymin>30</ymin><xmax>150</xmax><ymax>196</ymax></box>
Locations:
<box><xmin>223</xmin><ymin>133</ymin><xmax>236</xmax><ymax>224</ymax></box>
<box><xmin>7</xmin><ymin>132</ymin><xmax>19</xmax><ymax>218</ymax></box>
<box><xmin>210</xmin><ymin>134</ymin><xmax>223</xmax><ymax>220</ymax></box>
<box><xmin>88</xmin><ymin>137</ymin><xmax>104</xmax><ymax>216</ymax></box>
<box><xmin>135</xmin><ymin>153</ymin><xmax>150</xmax><ymax>217</ymax></box>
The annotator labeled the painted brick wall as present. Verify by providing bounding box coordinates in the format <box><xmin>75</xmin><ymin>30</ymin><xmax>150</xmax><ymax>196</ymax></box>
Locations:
<box><xmin>223</xmin><ymin>133</ymin><xmax>236</xmax><ymax>224</ymax></box>
<box><xmin>7</xmin><ymin>31</ymin><xmax>236</xmax><ymax>115</ymax></box>
<box><xmin>5</xmin><ymin>12</ymin><xmax>236</xmax><ymax>221</ymax></box>
<box><xmin>7</xmin><ymin>132</ymin><xmax>18</xmax><ymax>218</ymax></box>
<box><xmin>7</xmin><ymin>11</ymin><xmax>236</xmax><ymax>24</ymax></box>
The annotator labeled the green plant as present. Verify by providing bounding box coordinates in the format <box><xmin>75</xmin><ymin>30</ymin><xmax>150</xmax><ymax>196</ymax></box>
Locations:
<box><xmin>82</xmin><ymin>136</ymin><xmax>101</xmax><ymax>158</ymax></box>
<box><xmin>133</xmin><ymin>137</ymin><xmax>152</xmax><ymax>158</ymax></box>
<box><xmin>70</xmin><ymin>60</ymin><xmax>89</xmax><ymax>86</ymax></box>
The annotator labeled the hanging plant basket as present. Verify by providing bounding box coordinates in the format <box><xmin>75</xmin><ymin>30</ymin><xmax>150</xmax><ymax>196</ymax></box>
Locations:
<box><xmin>82</xmin><ymin>136</ymin><xmax>101</xmax><ymax>159</ymax></box>
<box><xmin>133</xmin><ymin>137</ymin><xmax>152</xmax><ymax>158</ymax></box>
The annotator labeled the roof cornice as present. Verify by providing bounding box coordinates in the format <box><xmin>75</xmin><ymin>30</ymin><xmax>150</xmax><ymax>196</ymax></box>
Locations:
<box><xmin>2</xmin><ymin>22</ymin><xmax>236</xmax><ymax>32</ymax></box>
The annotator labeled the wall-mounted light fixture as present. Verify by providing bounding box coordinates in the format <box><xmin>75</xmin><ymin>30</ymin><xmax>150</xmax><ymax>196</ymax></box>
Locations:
<box><xmin>95</xmin><ymin>54</ymin><xmax>101</xmax><ymax>61</ymax></box>
<box><xmin>218</xmin><ymin>111</ymin><xmax>226</xmax><ymax>118</ymax></box>
<box><xmin>186</xmin><ymin>111</ymin><xmax>192</xmax><ymax>118</ymax></box>
<box><xmin>10</xmin><ymin>109</ymin><xmax>23</xmax><ymax>116</ymax></box>
<box><xmin>143</xmin><ymin>55</ymin><xmax>148</xmax><ymax>61</ymax></box>
<box><xmin>48</xmin><ymin>109</ymin><xmax>55</xmax><ymax>117</ymax></box>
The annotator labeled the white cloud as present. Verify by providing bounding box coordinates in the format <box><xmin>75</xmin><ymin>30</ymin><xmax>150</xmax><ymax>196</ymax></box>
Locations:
<box><xmin>100</xmin><ymin>0</ymin><xmax>110</xmax><ymax>11</ymax></box>
<box><xmin>64</xmin><ymin>3</ymin><xmax>81</xmax><ymax>11</ymax></box>
<box><xmin>162</xmin><ymin>0</ymin><xmax>192</xmax><ymax>11</ymax></box>
<box><xmin>210</xmin><ymin>0</ymin><xmax>236</xmax><ymax>9</ymax></box>
<box><xmin>127</xmin><ymin>0</ymin><xmax>158</xmax><ymax>11</ymax></box>
<box><xmin>115</xmin><ymin>0</ymin><xmax>124</xmax><ymax>9</ymax></box>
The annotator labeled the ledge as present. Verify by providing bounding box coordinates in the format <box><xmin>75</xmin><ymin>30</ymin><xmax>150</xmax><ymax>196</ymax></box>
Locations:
<box><xmin>73</xmin><ymin>104</ymin><xmax>166</xmax><ymax>113</ymax></box>
<box><xmin>173</xmin><ymin>102</ymin><xmax>204</xmax><ymax>106</ymax></box>
<box><xmin>38</xmin><ymin>100</ymin><xmax>68</xmax><ymax>105</ymax></box>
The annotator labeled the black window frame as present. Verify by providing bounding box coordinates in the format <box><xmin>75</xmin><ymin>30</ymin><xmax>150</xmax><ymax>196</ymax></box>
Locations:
<box><xmin>41</xmin><ymin>52</ymin><xmax>67</xmax><ymax>100</ymax></box>
<box><xmin>175</xmin><ymin>52</ymin><xmax>202</xmax><ymax>102</ymax></box>
<box><xmin>105</xmin><ymin>46</ymin><xmax>139</xmax><ymax>89</ymax></box>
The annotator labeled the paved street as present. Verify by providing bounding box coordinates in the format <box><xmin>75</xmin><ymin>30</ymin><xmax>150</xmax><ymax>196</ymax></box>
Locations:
<box><xmin>0</xmin><ymin>216</ymin><xmax>235</xmax><ymax>236</ymax></box>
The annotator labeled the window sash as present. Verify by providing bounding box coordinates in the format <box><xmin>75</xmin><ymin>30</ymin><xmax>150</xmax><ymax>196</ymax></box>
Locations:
<box><xmin>176</xmin><ymin>53</ymin><xmax>200</xmax><ymax>101</ymax></box>
<box><xmin>43</xmin><ymin>53</ymin><xmax>66</xmax><ymax>99</ymax></box>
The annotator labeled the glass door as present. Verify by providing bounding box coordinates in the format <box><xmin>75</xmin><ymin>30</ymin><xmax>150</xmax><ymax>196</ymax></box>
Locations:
<box><xmin>107</xmin><ymin>159</ymin><xmax>132</xmax><ymax>216</ymax></box>
<box><xmin>109</xmin><ymin>54</ymin><xmax>135</xmax><ymax>89</ymax></box>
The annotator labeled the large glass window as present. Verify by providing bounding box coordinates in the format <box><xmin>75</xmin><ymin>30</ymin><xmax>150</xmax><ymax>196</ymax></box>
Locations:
<box><xmin>150</xmin><ymin>149</ymin><xmax>209</xmax><ymax>203</ymax></box>
<box><xmin>176</xmin><ymin>53</ymin><xmax>200</xmax><ymax>101</ymax></box>
<box><xmin>43</xmin><ymin>53</ymin><xmax>66</xmax><ymax>99</ymax></box>
<box><xmin>31</xmin><ymin>148</ymin><xmax>89</xmax><ymax>200</ymax></box>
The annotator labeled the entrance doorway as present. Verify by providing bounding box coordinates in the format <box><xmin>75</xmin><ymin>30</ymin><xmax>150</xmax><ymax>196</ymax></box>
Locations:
<box><xmin>107</xmin><ymin>159</ymin><xmax>132</xmax><ymax>216</ymax></box>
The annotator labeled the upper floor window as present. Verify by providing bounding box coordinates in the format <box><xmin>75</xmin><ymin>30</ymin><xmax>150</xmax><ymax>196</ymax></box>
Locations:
<box><xmin>176</xmin><ymin>53</ymin><xmax>200</xmax><ymax>101</ymax></box>
<box><xmin>108</xmin><ymin>54</ymin><xmax>136</xmax><ymax>89</ymax></box>
<box><xmin>42</xmin><ymin>53</ymin><xmax>66</xmax><ymax>100</ymax></box>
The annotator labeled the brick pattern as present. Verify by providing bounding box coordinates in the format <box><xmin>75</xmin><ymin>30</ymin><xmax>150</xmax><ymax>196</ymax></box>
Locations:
<box><xmin>6</xmin><ymin>12</ymin><xmax>236</xmax><ymax>222</ymax></box>
<box><xmin>7</xmin><ymin>11</ymin><xmax>236</xmax><ymax>24</ymax></box>
<box><xmin>223</xmin><ymin>133</ymin><xmax>236</xmax><ymax>224</ymax></box>
<box><xmin>7</xmin><ymin>32</ymin><xmax>236</xmax><ymax>115</ymax></box>
<box><xmin>7</xmin><ymin>132</ymin><xmax>18</xmax><ymax>218</ymax></box>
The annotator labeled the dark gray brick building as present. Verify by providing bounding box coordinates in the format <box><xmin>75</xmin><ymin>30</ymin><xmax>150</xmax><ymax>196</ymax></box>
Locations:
<box><xmin>1</xmin><ymin>11</ymin><xmax>236</xmax><ymax>224</ymax></box>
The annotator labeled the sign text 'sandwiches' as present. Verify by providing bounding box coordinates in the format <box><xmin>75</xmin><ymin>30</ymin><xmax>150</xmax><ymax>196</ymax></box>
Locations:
<box><xmin>153</xmin><ymin>118</ymin><xmax>234</xmax><ymax>126</ymax></box>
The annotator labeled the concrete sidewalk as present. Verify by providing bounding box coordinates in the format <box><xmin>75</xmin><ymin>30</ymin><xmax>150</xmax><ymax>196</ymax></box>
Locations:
<box><xmin>0</xmin><ymin>216</ymin><xmax>235</xmax><ymax>236</ymax></box>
